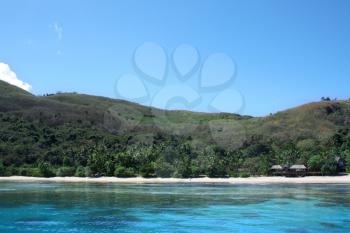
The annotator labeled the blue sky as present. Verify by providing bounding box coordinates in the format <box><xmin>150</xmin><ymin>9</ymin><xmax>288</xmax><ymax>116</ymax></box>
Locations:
<box><xmin>0</xmin><ymin>0</ymin><xmax>349</xmax><ymax>116</ymax></box>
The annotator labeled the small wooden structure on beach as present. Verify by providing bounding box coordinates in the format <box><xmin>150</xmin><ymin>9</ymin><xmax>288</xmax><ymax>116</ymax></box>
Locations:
<box><xmin>270</xmin><ymin>165</ymin><xmax>284</xmax><ymax>176</ymax></box>
<box><xmin>288</xmin><ymin>164</ymin><xmax>307</xmax><ymax>177</ymax></box>
<box><xmin>270</xmin><ymin>164</ymin><xmax>307</xmax><ymax>177</ymax></box>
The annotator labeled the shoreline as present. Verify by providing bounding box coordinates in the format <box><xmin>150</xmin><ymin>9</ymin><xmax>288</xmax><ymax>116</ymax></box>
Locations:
<box><xmin>0</xmin><ymin>175</ymin><xmax>350</xmax><ymax>184</ymax></box>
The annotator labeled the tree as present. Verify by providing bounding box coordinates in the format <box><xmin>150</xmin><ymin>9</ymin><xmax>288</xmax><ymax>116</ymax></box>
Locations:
<box><xmin>0</xmin><ymin>160</ymin><xmax>5</xmax><ymax>176</ymax></box>
<box><xmin>87</xmin><ymin>144</ymin><xmax>111</xmax><ymax>174</ymax></box>
<box><xmin>242</xmin><ymin>143</ymin><xmax>270</xmax><ymax>158</ymax></box>
<box><xmin>38</xmin><ymin>161</ymin><xmax>54</xmax><ymax>177</ymax></box>
<box><xmin>258</xmin><ymin>154</ymin><xmax>273</xmax><ymax>175</ymax></box>
<box><xmin>114</xmin><ymin>165</ymin><xmax>136</xmax><ymax>177</ymax></box>
<box><xmin>84</xmin><ymin>167</ymin><xmax>92</xmax><ymax>177</ymax></box>
<box><xmin>345</xmin><ymin>151</ymin><xmax>350</xmax><ymax>173</ymax></box>
<box><xmin>140</xmin><ymin>162</ymin><xmax>156</xmax><ymax>178</ymax></box>
<box><xmin>115</xmin><ymin>151</ymin><xmax>136</xmax><ymax>169</ymax></box>
<box><xmin>308</xmin><ymin>155</ymin><xmax>323</xmax><ymax>171</ymax></box>
<box><xmin>242</xmin><ymin>156</ymin><xmax>270</xmax><ymax>176</ymax></box>
<box><xmin>174</xmin><ymin>156</ymin><xmax>192</xmax><ymax>178</ymax></box>
<box><xmin>56</xmin><ymin>167</ymin><xmax>75</xmax><ymax>177</ymax></box>
<box><xmin>155</xmin><ymin>159</ymin><xmax>174</xmax><ymax>177</ymax></box>
<box><xmin>105</xmin><ymin>160</ymin><xmax>115</xmax><ymax>176</ymax></box>
<box><xmin>321</xmin><ymin>159</ymin><xmax>338</xmax><ymax>175</ymax></box>
<box><xmin>75</xmin><ymin>166</ymin><xmax>86</xmax><ymax>177</ymax></box>
<box><xmin>199</xmin><ymin>146</ymin><xmax>227</xmax><ymax>177</ymax></box>
<box><xmin>279</xmin><ymin>144</ymin><xmax>300</xmax><ymax>165</ymax></box>
<box><xmin>63</xmin><ymin>156</ymin><xmax>73</xmax><ymax>167</ymax></box>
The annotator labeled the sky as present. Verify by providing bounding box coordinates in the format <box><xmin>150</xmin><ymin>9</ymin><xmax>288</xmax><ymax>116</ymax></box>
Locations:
<box><xmin>0</xmin><ymin>0</ymin><xmax>349</xmax><ymax>116</ymax></box>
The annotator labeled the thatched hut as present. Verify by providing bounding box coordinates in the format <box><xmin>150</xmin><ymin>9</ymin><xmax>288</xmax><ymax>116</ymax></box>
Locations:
<box><xmin>271</xmin><ymin>165</ymin><xmax>283</xmax><ymax>170</ymax></box>
<box><xmin>270</xmin><ymin>165</ymin><xmax>283</xmax><ymax>176</ymax></box>
<box><xmin>289</xmin><ymin>164</ymin><xmax>307</xmax><ymax>177</ymax></box>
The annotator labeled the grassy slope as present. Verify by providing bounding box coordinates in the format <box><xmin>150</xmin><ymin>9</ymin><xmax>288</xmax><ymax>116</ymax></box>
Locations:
<box><xmin>1</xmin><ymin>80</ymin><xmax>349</xmax><ymax>149</ymax></box>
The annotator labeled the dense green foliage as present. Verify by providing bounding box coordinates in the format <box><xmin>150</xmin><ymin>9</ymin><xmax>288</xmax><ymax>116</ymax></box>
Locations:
<box><xmin>0</xmin><ymin>111</ymin><xmax>349</xmax><ymax>177</ymax></box>
<box><xmin>0</xmin><ymin>80</ymin><xmax>349</xmax><ymax>177</ymax></box>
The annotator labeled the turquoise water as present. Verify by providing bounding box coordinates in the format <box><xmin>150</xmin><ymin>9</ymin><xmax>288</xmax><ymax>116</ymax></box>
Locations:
<box><xmin>0</xmin><ymin>182</ymin><xmax>349</xmax><ymax>233</ymax></box>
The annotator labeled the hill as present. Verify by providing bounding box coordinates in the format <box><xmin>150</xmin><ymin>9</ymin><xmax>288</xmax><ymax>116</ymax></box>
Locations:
<box><xmin>0</xmin><ymin>80</ymin><xmax>349</xmax><ymax>177</ymax></box>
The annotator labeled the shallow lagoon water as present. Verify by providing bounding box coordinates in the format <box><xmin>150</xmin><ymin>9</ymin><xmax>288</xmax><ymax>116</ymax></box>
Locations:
<box><xmin>0</xmin><ymin>182</ymin><xmax>349</xmax><ymax>233</ymax></box>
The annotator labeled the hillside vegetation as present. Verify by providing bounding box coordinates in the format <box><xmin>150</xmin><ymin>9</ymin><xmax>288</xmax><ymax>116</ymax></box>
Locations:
<box><xmin>0</xmin><ymin>80</ymin><xmax>349</xmax><ymax>177</ymax></box>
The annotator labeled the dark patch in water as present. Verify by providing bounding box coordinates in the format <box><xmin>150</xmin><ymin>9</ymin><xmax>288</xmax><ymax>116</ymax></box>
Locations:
<box><xmin>320</xmin><ymin>222</ymin><xmax>339</xmax><ymax>229</ymax></box>
<box><xmin>73</xmin><ymin>215</ymin><xmax>127</xmax><ymax>229</ymax></box>
<box><xmin>16</xmin><ymin>216</ymin><xmax>49</xmax><ymax>221</ymax></box>
<box><xmin>275</xmin><ymin>201</ymin><xmax>289</xmax><ymax>205</ymax></box>
<box><xmin>15</xmin><ymin>216</ymin><xmax>59</xmax><ymax>226</ymax></box>
<box><xmin>293</xmin><ymin>197</ymin><xmax>313</xmax><ymax>201</ymax></box>
<box><xmin>315</xmin><ymin>202</ymin><xmax>337</xmax><ymax>208</ymax></box>
<box><xmin>228</xmin><ymin>197</ymin><xmax>269</xmax><ymax>206</ymax></box>
<box><xmin>146</xmin><ymin>207</ymin><xmax>193</xmax><ymax>215</ymax></box>
<box><xmin>241</xmin><ymin>212</ymin><xmax>260</xmax><ymax>218</ymax></box>
<box><xmin>285</xmin><ymin>228</ymin><xmax>309</xmax><ymax>233</ymax></box>
<box><xmin>72</xmin><ymin>209</ymin><xmax>139</xmax><ymax>229</ymax></box>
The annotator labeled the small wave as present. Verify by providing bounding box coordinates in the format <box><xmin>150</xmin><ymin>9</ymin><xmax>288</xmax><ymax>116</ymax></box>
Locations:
<box><xmin>0</xmin><ymin>188</ymin><xmax>16</xmax><ymax>191</ymax></box>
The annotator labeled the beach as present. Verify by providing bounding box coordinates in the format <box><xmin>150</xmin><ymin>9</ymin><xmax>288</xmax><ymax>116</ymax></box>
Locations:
<box><xmin>1</xmin><ymin>175</ymin><xmax>350</xmax><ymax>184</ymax></box>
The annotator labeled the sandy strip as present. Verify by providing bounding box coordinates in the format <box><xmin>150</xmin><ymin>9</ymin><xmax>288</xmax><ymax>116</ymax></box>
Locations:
<box><xmin>0</xmin><ymin>175</ymin><xmax>350</xmax><ymax>184</ymax></box>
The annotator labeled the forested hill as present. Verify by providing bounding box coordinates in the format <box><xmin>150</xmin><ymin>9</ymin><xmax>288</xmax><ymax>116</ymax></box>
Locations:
<box><xmin>0</xmin><ymin>80</ymin><xmax>349</xmax><ymax>177</ymax></box>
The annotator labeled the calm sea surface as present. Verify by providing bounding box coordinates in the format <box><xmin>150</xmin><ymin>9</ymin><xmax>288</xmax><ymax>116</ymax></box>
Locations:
<box><xmin>0</xmin><ymin>182</ymin><xmax>349</xmax><ymax>233</ymax></box>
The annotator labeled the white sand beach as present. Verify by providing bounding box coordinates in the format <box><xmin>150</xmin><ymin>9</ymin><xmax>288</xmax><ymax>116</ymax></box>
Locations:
<box><xmin>0</xmin><ymin>175</ymin><xmax>350</xmax><ymax>184</ymax></box>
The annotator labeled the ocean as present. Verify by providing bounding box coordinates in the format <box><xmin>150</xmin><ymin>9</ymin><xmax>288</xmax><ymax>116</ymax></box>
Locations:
<box><xmin>0</xmin><ymin>182</ymin><xmax>349</xmax><ymax>233</ymax></box>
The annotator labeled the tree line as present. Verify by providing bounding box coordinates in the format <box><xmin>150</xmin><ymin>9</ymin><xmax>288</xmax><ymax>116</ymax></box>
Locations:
<box><xmin>0</xmin><ymin>113</ymin><xmax>349</xmax><ymax>178</ymax></box>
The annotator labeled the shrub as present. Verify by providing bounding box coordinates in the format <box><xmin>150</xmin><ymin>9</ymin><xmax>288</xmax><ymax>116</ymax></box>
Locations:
<box><xmin>155</xmin><ymin>161</ymin><xmax>174</xmax><ymax>178</ymax></box>
<box><xmin>19</xmin><ymin>167</ymin><xmax>41</xmax><ymax>177</ymax></box>
<box><xmin>228</xmin><ymin>171</ymin><xmax>239</xmax><ymax>178</ymax></box>
<box><xmin>38</xmin><ymin>162</ymin><xmax>55</xmax><ymax>177</ymax></box>
<box><xmin>321</xmin><ymin>160</ymin><xmax>338</xmax><ymax>175</ymax></box>
<box><xmin>30</xmin><ymin>168</ymin><xmax>42</xmax><ymax>177</ymax></box>
<box><xmin>56</xmin><ymin>167</ymin><xmax>75</xmax><ymax>177</ymax></box>
<box><xmin>114</xmin><ymin>165</ymin><xmax>136</xmax><ymax>178</ymax></box>
<box><xmin>63</xmin><ymin>156</ymin><xmax>73</xmax><ymax>167</ymax></box>
<box><xmin>0</xmin><ymin>161</ymin><xmax>4</xmax><ymax>176</ymax></box>
<box><xmin>191</xmin><ymin>165</ymin><xmax>200</xmax><ymax>178</ymax></box>
<box><xmin>84</xmin><ymin>166</ymin><xmax>93</xmax><ymax>177</ymax></box>
<box><xmin>19</xmin><ymin>167</ymin><xmax>29</xmax><ymax>176</ymax></box>
<box><xmin>346</xmin><ymin>153</ymin><xmax>350</xmax><ymax>173</ymax></box>
<box><xmin>308</xmin><ymin>155</ymin><xmax>323</xmax><ymax>171</ymax></box>
<box><xmin>4</xmin><ymin>166</ymin><xmax>19</xmax><ymax>176</ymax></box>
<box><xmin>105</xmin><ymin>161</ymin><xmax>115</xmax><ymax>176</ymax></box>
<box><xmin>140</xmin><ymin>163</ymin><xmax>156</xmax><ymax>178</ymax></box>
<box><xmin>239</xmin><ymin>172</ymin><xmax>250</xmax><ymax>178</ymax></box>
<box><xmin>75</xmin><ymin>166</ymin><xmax>86</xmax><ymax>177</ymax></box>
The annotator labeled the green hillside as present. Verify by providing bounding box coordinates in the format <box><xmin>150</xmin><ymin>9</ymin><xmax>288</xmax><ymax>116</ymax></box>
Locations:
<box><xmin>0</xmin><ymin>80</ymin><xmax>349</xmax><ymax>177</ymax></box>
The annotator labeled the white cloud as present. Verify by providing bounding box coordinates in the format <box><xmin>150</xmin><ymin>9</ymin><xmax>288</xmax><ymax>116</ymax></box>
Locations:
<box><xmin>52</xmin><ymin>22</ymin><xmax>63</xmax><ymax>40</ymax></box>
<box><xmin>0</xmin><ymin>63</ymin><xmax>32</xmax><ymax>91</ymax></box>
